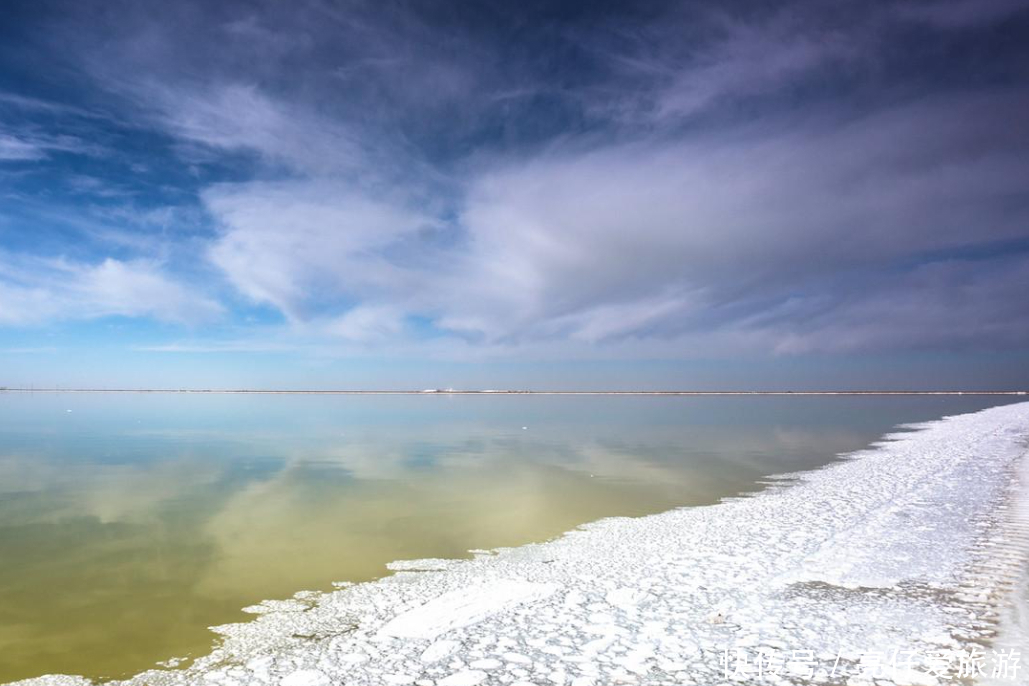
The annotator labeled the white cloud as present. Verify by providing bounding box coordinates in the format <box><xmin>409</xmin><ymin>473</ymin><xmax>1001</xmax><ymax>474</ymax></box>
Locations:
<box><xmin>182</xmin><ymin>86</ymin><xmax>1029</xmax><ymax>355</ymax></box>
<box><xmin>43</xmin><ymin>0</ymin><xmax>1029</xmax><ymax>358</ymax></box>
<box><xmin>652</xmin><ymin>22</ymin><xmax>855</xmax><ymax>123</ymax></box>
<box><xmin>81</xmin><ymin>258</ymin><xmax>222</xmax><ymax>322</ymax></box>
<box><xmin>0</xmin><ymin>254</ymin><xmax>222</xmax><ymax>326</ymax></box>
<box><xmin>441</xmin><ymin>90</ymin><xmax>1029</xmax><ymax>345</ymax></box>
<box><xmin>150</xmin><ymin>83</ymin><xmax>363</xmax><ymax>174</ymax></box>
<box><xmin>204</xmin><ymin>180</ymin><xmax>437</xmax><ymax>319</ymax></box>
<box><xmin>0</xmin><ymin>125</ymin><xmax>108</xmax><ymax>161</ymax></box>
<box><xmin>322</xmin><ymin>305</ymin><xmax>406</xmax><ymax>342</ymax></box>
<box><xmin>0</xmin><ymin>132</ymin><xmax>46</xmax><ymax>160</ymax></box>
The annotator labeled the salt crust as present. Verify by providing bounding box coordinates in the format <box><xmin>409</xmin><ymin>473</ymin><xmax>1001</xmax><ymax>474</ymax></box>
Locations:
<box><xmin>13</xmin><ymin>402</ymin><xmax>1029</xmax><ymax>686</ymax></box>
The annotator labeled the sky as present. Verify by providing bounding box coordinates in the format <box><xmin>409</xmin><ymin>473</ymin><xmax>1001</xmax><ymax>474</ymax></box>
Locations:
<box><xmin>0</xmin><ymin>0</ymin><xmax>1028</xmax><ymax>390</ymax></box>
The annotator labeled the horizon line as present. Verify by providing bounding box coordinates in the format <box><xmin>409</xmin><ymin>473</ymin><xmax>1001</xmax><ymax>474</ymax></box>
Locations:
<box><xmin>1</xmin><ymin>388</ymin><xmax>1027</xmax><ymax>396</ymax></box>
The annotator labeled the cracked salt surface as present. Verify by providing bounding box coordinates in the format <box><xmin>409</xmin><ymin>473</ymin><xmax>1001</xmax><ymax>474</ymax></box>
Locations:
<box><xmin>14</xmin><ymin>402</ymin><xmax>1029</xmax><ymax>686</ymax></box>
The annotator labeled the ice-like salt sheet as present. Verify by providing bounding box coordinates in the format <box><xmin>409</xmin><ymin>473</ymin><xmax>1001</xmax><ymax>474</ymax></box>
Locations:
<box><xmin>13</xmin><ymin>402</ymin><xmax>1029</xmax><ymax>686</ymax></box>
<box><xmin>379</xmin><ymin>581</ymin><xmax>559</xmax><ymax>639</ymax></box>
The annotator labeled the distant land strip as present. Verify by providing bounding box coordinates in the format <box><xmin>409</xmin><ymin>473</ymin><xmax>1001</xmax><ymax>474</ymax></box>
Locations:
<box><xmin>0</xmin><ymin>388</ymin><xmax>1026</xmax><ymax>395</ymax></box>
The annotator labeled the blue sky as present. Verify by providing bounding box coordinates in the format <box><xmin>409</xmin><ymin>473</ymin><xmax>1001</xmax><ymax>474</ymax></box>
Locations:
<box><xmin>1</xmin><ymin>0</ymin><xmax>1028</xmax><ymax>389</ymax></box>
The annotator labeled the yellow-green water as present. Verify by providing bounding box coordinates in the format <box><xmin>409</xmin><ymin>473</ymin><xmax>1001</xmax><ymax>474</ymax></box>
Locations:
<box><xmin>0</xmin><ymin>393</ymin><xmax>1014</xmax><ymax>683</ymax></box>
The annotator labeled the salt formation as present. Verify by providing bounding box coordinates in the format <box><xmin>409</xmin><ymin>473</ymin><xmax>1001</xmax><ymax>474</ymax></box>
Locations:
<box><xmin>15</xmin><ymin>403</ymin><xmax>1029</xmax><ymax>686</ymax></box>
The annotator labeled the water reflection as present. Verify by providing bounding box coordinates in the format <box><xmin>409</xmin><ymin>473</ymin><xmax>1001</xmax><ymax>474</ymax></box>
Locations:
<box><xmin>0</xmin><ymin>393</ymin><xmax>1013</xmax><ymax>682</ymax></box>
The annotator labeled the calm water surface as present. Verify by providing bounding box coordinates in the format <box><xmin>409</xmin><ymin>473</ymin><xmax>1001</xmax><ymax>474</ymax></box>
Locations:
<box><xmin>0</xmin><ymin>393</ymin><xmax>1018</xmax><ymax>682</ymax></box>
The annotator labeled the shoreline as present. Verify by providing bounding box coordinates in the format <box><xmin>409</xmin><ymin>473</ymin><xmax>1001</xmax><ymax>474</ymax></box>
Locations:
<box><xmin>13</xmin><ymin>402</ymin><xmax>1029</xmax><ymax>686</ymax></box>
<box><xmin>980</xmin><ymin>433</ymin><xmax>1029</xmax><ymax>686</ymax></box>
<box><xmin>2</xmin><ymin>389</ymin><xmax>1027</xmax><ymax>396</ymax></box>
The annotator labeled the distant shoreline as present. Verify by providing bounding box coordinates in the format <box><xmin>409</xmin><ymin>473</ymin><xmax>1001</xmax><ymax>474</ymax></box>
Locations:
<box><xmin>1</xmin><ymin>388</ymin><xmax>1026</xmax><ymax>396</ymax></box>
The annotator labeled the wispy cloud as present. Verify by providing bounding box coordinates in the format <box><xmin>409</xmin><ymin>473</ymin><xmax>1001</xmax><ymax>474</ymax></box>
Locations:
<box><xmin>0</xmin><ymin>90</ymin><xmax>113</xmax><ymax>161</ymax></box>
<box><xmin>0</xmin><ymin>128</ymin><xmax>104</xmax><ymax>161</ymax></box>
<box><xmin>141</xmin><ymin>83</ymin><xmax>363</xmax><ymax>175</ymax></box>
<box><xmin>0</xmin><ymin>132</ymin><xmax>46</xmax><ymax>161</ymax></box>
<box><xmin>0</xmin><ymin>252</ymin><xmax>222</xmax><ymax>326</ymax></box>
<box><xmin>2</xmin><ymin>0</ymin><xmax>1027</xmax><ymax>366</ymax></box>
<box><xmin>203</xmin><ymin>180</ymin><xmax>439</xmax><ymax>320</ymax></box>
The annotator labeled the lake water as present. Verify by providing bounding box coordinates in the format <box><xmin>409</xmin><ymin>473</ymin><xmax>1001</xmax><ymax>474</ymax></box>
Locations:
<box><xmin>0</xmin><ymin>393</ymin><xmax>1018</xmax><ymax>683</ymax></box>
